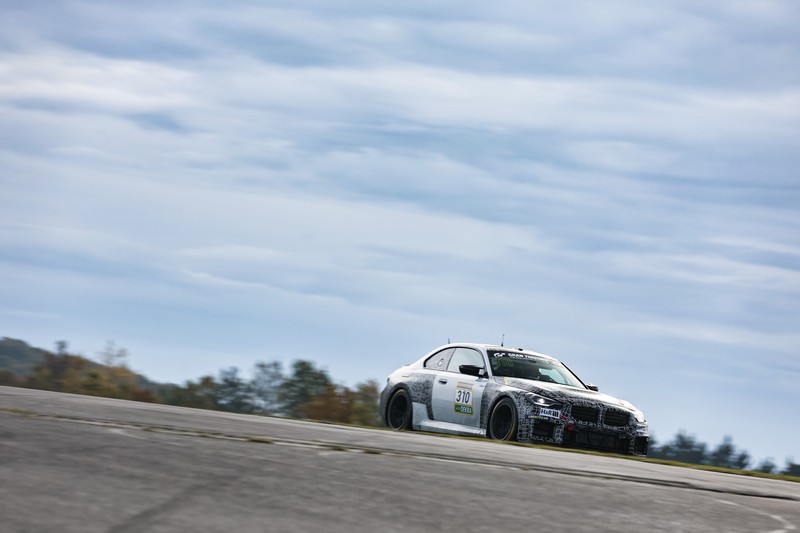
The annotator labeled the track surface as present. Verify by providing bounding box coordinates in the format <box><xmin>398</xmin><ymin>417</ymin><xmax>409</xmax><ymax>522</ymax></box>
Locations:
<box><xmin>1</xmin><ymin>386</ymin><xmax>798</xmax><ymax>532</ymax></box>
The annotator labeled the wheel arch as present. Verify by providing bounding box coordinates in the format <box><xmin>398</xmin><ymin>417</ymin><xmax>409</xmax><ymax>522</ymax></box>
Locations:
<box><xmin>485</xmin><ymin>394</ymin><xmax>521</xmax><ymax>440</ymax></box>
<box><xmin>384</xmin><ymin>384</ymin><xmax>413</xmax><ymax>430</ymax></box>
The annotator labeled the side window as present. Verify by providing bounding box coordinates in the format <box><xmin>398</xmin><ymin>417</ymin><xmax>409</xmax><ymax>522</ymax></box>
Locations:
<box><xmin>424</xmin><ymin>348</ymin><xmax>455</xmax><ymax>370</ymax></box>
<box><xmin>446</xmin><ymin>348</ymin><xmax>485</xmax><ymax>373</ymax></box>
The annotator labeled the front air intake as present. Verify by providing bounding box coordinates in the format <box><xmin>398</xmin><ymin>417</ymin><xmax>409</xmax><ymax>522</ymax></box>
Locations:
<box><xmin>571</xmin><ymin>405</ymin><xmax>599</xmax><ymax>423</ymax></box>
<box><xmin>603</xmin><ymin>409</ymin><xmax>631</xmax><ymax>427</ymax></box>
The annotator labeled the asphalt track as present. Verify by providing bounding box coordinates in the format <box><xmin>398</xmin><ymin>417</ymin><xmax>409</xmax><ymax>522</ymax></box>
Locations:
<box><xmin>1</xmin><ymin>386</ymin><xmax>798</xmax><ymax>532</ymax></box>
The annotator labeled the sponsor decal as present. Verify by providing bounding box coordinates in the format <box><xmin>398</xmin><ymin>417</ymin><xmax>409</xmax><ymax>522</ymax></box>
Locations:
<box><xmin>492</xmin><ymin>351</ymin><xmax>547</xmax><ymax>362</ymax></box>
<box><xmin>538</xmin><ymin>408</ymin><xmax>562</xmax><ymax>420</ymax></box>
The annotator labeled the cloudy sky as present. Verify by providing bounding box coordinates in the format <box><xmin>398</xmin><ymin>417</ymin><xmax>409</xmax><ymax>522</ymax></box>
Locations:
<box><xmin>2</xmin><ymin>1</ymin><xmax>799</xmax><ymax>463</ymax></box>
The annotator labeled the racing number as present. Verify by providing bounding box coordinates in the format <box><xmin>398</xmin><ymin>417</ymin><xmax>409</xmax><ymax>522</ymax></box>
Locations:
<box><xmin>455</xmin><ymin>389</ymin><xmax>472</xmax><ymax>404</ymax></box>
<box><xmin>454</xmin><ymin>382</ymin><xmax>474</xmax><ymax>415</ymax></box>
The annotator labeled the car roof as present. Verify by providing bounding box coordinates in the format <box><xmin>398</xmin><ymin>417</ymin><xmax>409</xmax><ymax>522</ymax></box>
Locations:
<box><xmin>440</xmin><ymin>342</ymin><xmax>561</xmax><ymax>363</ymax></box>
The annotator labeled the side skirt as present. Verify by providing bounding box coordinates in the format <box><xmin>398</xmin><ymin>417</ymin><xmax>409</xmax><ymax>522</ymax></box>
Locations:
<box><xmin>412</xmin><ymin>404</ymin><xmax>486</xmax><ymax>437</ymax></box>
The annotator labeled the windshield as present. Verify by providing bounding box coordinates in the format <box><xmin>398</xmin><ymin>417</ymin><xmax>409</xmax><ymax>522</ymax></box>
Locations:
<box><xmin>488</xmin><ymin>350</ymin><xmax>586</xmax><ymax>388</ymax></box>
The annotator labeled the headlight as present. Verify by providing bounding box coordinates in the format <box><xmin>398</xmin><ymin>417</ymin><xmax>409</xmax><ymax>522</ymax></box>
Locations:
<box><xmin>633</xmin><ymin>411</ymin><xmax>646</xmax><ymax>424</ymax></box>
<box><xmin>525</xmin><ymin>393</ymin><xmax>562</xmax><ymax>409</ymax></box>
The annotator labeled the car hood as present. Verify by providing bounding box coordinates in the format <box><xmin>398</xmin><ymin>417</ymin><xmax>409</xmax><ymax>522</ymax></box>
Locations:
<box><xmin>493</xmin><ymin>376</ymin><xmax>639</xmax><ymax>412</ymax></box>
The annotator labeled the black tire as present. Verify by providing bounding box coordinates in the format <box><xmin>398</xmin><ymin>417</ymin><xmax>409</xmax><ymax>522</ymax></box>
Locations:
<box><xmin>488</xmin><ymin>398</ymin><xmax>518</xmax><ymax>441</ymax></box>
<box><xmin>386</xmin><ymin>388</ymin><xmax>412</xmax><ymax>430</ymax></box>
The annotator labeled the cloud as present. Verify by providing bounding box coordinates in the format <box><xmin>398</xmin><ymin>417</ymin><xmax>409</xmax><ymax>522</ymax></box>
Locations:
<box><xmin>710</xmin><ymin>237</ymin><xmax>800</xmax><ymax>257</ymax></box>
<box><xmin>562</xmin><ymin>141</ymin><xmax>681</xmax><ymax>175</ymax></box>
<box><xmin>598</xmin><ymin>251</ymin><xmax>800</xmax><ymax>291</ymax></box>
<box><xmin>627</xmin><ymin>320</ymin><xmax>800</xmax><ymax>356</ymax></box>
<box><xmin>0</xmin><ymin>48</ymin><xmax>193</xmax><ymax>113</ymax></box>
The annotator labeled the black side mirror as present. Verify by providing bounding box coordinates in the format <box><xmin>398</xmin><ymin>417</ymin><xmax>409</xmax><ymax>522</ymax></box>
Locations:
<box><xmin>586</xmin><ymin>384</ymin><xmax>599</xmax><ymax>391</ymax></box>
<box><xmin>459</xmin><ymin>365</ymin><xmax>485</xmax><ymax>377</ymax></box>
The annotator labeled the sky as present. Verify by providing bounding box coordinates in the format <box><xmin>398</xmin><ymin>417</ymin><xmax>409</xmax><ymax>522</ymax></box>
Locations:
<box><xmin>1</xmin><ymin>1</ymin><xmax>798</xmax><ymax>465</ymax></box>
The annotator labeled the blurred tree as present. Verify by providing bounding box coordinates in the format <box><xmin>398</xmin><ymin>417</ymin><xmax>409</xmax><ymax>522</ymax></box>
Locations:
<box><xmin>161</xmin><ymin>376</ymin><xmax>218</xmax><ymax>409</ymax></box>
<box><xmin>305</xmin><ymin>383</ymin><xmax>353</xmax><ymax>422</ymax></box>
<box><xmin>130</xmin><ymin>388</ymin><xmax>158</xmax><ymax>403</ymax></box>
<box><xmin>251</xmin><ymin>361</ymin><xmax>284</xmax><ymax>415</ymax></box>
<box><xmin>707</xmin><ymin>436</ymin><xmax>750</xmax><ymax>469</ymax></box>
<box><xmin>279</xmin><ymin>360</ymin><xmax>331</xmax><ymax>418</ymax></box>
<box><xmin>302</xmin><ymin>379</ymin><xmax>380</xmax><ymax>425</ymax></box>
<box><xmin>783</xmin><ymin>461</ymin><xmax>800</xmax><ymax>477</ymax></box>
<box><xmin>186</xmin><ymin>376</ymin><xmax>218</xmax><ymax>409</ymax></box>
<box><xmin>98</xmin><ymin>340</ymin><xmax>127</xmax><ymax>367</ymax></box>
<box><xmin>708</xmin><ymin>436</ymin><xmax>735</xmax><ymax>468</ymax></box>
<box><xmin>648</xmin><ymin>431</ymin><xmax>708</xmax><ymax>464</ymax></box>
<box><xmin>160</xmin><ymin>383</ymin><xmax>189</xmax><ymax>406</ymax></box>
<box><xmin>81</xmin><ymin>370</ymin><xmax>107</xmax><ymax>396</ymax></box>
<box><xmin>732</xmin><ymin>450</ymin><xmax>750</xmax><ymax>470</ymax></box>
<box><xmin>755</xmin><ymin>458</ymin><xmax>776</xmax><ymax>474</ymax></box>
<box><xmin>0</xmin><ymin>369</ymin><xmax>20</xmax><ymax>386</ymax></box>
<box><xmin>215</xmin><ymin>367</ymin><xmax>254</xmax><ymax>413</ymax></box>
<box><xmin>55</xmin><ymin>340</ymin><xmax>69</xmax><ymax>356</ymax></box>
<box><xmin>27</xmin><ymin>352</ymin><xmax>84</xmax><ymax>392</ymax></box>
<box><xmin>350</xmin><ymin>380</ymin><xmax>380</xmax><ymax>426</ymax></box>
<box><xmin>96</xmin><ymin>341</ymin><xmax>139</xmax><ymax>398</ymax></box>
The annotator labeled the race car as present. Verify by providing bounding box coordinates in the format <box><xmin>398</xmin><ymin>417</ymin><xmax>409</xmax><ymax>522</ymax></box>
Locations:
<box><xmin>379</xmin><ymin>343</ymin><xmax>649</xmax><ymax>455</ymax></box>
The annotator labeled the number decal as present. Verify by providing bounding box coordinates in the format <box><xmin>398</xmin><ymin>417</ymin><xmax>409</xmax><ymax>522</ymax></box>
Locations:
<box><xmin>454</xmin><ymin>382</ymin><xmax>474</xmax><ymax>415</ymax></box>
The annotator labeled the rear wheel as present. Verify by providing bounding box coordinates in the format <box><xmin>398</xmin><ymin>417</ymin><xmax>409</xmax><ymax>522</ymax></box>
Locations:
<box><xmin>488</xmin><ymin>398</ymin><xmax>518</xmax><ymax>441</ymax></box>
<box><xmin>386</xmin><ymin>388</ymin><xmax>412</xmax><ymax>430</ymax></box>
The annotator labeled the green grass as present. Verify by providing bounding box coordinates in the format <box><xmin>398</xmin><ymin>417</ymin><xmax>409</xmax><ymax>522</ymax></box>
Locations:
<box><xmin>0</xmin><ymin>407</ymin><xmax>37</xmax><ymax>416</ymax></box>
<box><xmin>626</xmin><ymin>456</ymin><xmax>800</xmax><ymax>483</ymax></box>
<box><xmin>369</xmin><ymin>426</ymin><xmax>800</xmax><ymax>483</ymax></box>
<box><xmin>246</xmin><ymin>436</ymin><xmax>274</xmax><ymax>444</ymax></box>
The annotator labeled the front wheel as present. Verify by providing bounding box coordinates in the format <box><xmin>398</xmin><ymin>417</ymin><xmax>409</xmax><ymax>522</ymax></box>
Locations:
<box><xmin>488</xmin><ymin>398</ymin><xmax>518</xmax><ymax>441</ymax></box>
<box><xmin>386</xmin><ymin>388</ymin><xmax>412</xmax><ymax>430</ymax></box>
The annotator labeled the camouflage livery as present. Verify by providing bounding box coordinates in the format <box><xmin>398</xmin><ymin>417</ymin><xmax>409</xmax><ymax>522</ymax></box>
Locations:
<box><xmin>379</xmin><ymin>343</ymin><xmax>649</xmax><ymax>455</ymax></box>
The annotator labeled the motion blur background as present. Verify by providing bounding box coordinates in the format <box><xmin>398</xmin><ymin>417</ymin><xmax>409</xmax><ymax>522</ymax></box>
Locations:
<box><xmin>1</xmin><ymin>1</ymin><xmax>798</xmax><ymax>464</ymax></box>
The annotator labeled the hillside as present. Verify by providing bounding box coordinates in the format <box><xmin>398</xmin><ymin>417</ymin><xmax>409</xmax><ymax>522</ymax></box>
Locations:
<box><xmin>0</xmin><ymin>337</ymin><xmax>48</xmax><ymax>376</ymax></box>
<box><xmin>0</xmin><ymin>337</ymin><xmax>161</xmax><ymax>402</ymax></box>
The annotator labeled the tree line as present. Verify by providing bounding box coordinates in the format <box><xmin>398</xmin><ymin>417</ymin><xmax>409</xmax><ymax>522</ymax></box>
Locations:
<box><xmin>0</xmin><ymin>339</ymin><xmax>380</xmax><ymax>426</ymax></box>
<box><xmin>160</xmin><ymin>360</ymin><xmax>381</xmax><ymax>426</ymax></box>
<box><xmin>648</xmin><ymin>431</ymin><xmax>799</xmax><ymax>477</ymax></box>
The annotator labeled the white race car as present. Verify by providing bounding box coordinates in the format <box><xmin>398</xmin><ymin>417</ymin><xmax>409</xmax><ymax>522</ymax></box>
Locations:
<box><xmin>379</xmin><ymin>343</ymin><xmax>648</xmax><ymax>455</ymax></box>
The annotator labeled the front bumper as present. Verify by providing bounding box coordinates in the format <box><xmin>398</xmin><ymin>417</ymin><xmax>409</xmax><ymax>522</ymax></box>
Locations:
<box><xmin>519</xmin><ymin>402</ymin><xmax>649</xmax><ymax>456</ymax></box>
<box><xmin>563</xmin><ymin>426</ymin><xmax>649</xmax><ymax>455</ymax></box>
